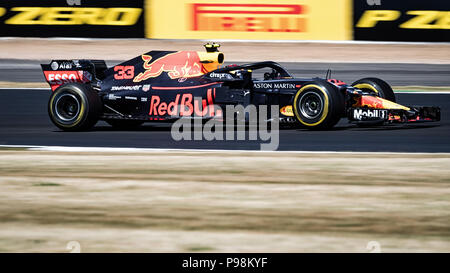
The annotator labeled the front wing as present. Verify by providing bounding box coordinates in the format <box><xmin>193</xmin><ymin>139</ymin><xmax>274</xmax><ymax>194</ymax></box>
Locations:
<box><xmin>347</xmin><ymin>94</ymin><xmax>440</xmax><ymax>124</ymax></box>
<box><xmin>348</xmin><ymin>106</ymin><xmax>440</xmax><ymax>124</ymax></box>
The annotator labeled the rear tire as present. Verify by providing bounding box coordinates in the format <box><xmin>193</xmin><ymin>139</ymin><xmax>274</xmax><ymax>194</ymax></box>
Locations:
<box><xmin>48</xmin><ymin>83</ymin><xmax>102</xmax><ymax>131</ymax></box>
<box><xmin>293</xmin><ymin>79</ymin><xmax>345</xmax><ymax>130</ymax></box>
<box><xmin>352</xmin><ymin>77</ymin><xmax>396</xmax><ymax>102</ymax></box>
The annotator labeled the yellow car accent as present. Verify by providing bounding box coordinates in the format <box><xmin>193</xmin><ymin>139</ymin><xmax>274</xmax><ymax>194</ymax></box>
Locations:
<box><xmin>280</xmin><ymin>105</ymin><xmax>294</xmax><ymax>117</ymax></box>
<box><xmin>377</xmin><ymin>97</ymin><xmax>410</xmax><ymax>111</ymax></box>
<box><xmin>197</xmin><ymin>51</ymin><xmax>224</xmax><ymax>72</ymax></box>
<box><xmin>353</xmin><ymin>83</ymin><xmax>379</xmax><ymax>94</ymax></box>
<box><xmin>293</xmin><ymin>84</ymin><xmax>329</xmax><ymax>127</ymax></box>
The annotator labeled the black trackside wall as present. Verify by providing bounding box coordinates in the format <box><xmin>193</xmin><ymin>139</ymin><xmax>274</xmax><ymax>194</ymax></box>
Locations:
<box><xmin>353</xmin><ymin>0</ymin><xmax>450</xmax><ymax>42</ymax></box>
<box><xmin>0</xmin><ymin>0</ymin><xmax>144</xmax><ymax>38</ymax></box>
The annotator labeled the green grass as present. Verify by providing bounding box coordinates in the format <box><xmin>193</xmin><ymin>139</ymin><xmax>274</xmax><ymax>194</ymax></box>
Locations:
<box><xmin>0</xmin><ymin>147</ymin><xmax>29</xmax><ymax>151</ymax></box>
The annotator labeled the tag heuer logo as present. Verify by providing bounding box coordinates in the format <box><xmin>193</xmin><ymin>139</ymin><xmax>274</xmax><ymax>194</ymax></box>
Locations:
<box><xmin>51</xmin><ymin>61</ymin><xmax>59</xmax><ymax>70</ymax></box>
<box><xmin>142</xmin><ymin>84</ymin><xmax>150</xmax><ymax>92</ymax></box>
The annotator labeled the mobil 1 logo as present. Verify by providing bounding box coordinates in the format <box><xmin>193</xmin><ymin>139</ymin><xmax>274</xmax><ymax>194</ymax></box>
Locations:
<box><xmin>352</xmin><ymin>109</ymin><xmax>388</xmax><ymax>121</ymax></box>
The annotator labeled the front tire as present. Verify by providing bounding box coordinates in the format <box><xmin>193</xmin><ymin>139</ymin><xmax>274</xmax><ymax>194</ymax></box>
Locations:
<box><xmin>293</xmin><ymin>80</ymin><xmax>345</xmax><ymax>130</ymax></box>
<box><xmin>48</xmin><ymin>83</ymin><xmax>102</xmax><ymax>131</ymax></box>
<box><xmin>352</xmin><ymin>77</ymin><xmax>396</xmax><ymax>102</ymax></box>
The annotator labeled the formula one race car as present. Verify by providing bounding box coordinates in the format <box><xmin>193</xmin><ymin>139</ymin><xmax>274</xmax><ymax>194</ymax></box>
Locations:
<box><xmin>42</xmin><ymin>43</ymin><xmax>440</xmax><ymax>131</ymax></box>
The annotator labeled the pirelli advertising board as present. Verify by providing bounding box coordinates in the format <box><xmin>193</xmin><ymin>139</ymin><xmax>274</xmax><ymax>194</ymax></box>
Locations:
<box><xmin>146</xmin><ymin>0</ymin><xmax>352</xmax><ymax>40</ymax></box>
<box><xmin>354</xmin><ymin>0</ymin><xmax>450</xmax><ymax>42</ymax></box>
<box><xmin>0</xmin><ymin>0</ymin><xmax>144</xmax><ymax>38</ymax></box>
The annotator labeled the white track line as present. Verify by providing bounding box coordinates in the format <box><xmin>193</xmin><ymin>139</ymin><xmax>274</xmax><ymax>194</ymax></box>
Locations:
<box><xmin>0</xmin><ymin>144</ymin><xmax>449</xmax><ymax>155</ymax></box>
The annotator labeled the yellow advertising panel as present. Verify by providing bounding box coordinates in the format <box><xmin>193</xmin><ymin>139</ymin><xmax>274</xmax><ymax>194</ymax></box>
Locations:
<box><xmin>146</xmin><ymin>0</ymin><xmax>351</xmax><ymax>40</ymax></box>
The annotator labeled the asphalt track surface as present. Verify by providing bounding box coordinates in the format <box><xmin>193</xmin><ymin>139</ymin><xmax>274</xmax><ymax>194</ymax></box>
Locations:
<box><xmin>0</xmin><ymin>88</ymin><xmax>449</xmax><ymax>152</ymax></box>
<box><xmin>1</xmin><ymin>61</ymin><xmax>449</xmax><ymax>152</ymax></box>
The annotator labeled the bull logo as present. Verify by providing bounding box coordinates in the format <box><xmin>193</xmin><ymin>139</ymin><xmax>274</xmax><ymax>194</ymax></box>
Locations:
<box><xmin>133</xmin><ymin>51</ymin><xmax>205</xmax><ymax>82</ymax></box>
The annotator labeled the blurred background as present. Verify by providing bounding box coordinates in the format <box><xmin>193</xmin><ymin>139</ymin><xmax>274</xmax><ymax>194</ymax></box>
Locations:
<box><xmin>0</xmin><ymin>0</ymin><xmax>447</xmax><ymax>41</ymax></box>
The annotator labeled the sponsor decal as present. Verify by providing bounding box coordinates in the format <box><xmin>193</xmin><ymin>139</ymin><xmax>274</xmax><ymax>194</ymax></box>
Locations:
<box><xmin>142</xmin><ymin>84</ymin><xmax>151</xmax><ymax>92</ymax></box>
<box><xmin>50</xmin><ymin>61</ymin><xmax>73</xmax><ymax>70</ymax></box>
<box><xmin>280</xmin><ymin>105</ymin><xmax>294</xmax><ymax>117</ymax></box>
<box><xmin>107</xmin><ymin>94</ymin><xmax>121</xmax><ymax>100</ymax></box>
<box><xmin>125</xmin><ymin>96</ymin><xmax>138</xmax><ymax>100</ymax></box>
<box><xmin>254</xmin><ymin>82</ymin><xmax>273</xmax><ymax>89</ymax></box>
<box><xmin>353</xmin><ymin>0</ymin><xmax>449</xmax><ymax>42</ymax></box>
<box><xmin>356</xmin><ymin>10</ymin><xmax>450</xmax><ymax>30</ymax></box>
<box><xmin>353</xmin><ymin>109</ymin><xmax>388</xmax><ymax>120</ymax></box>
<box><xmin>0</xmin><ymin>0</ymin><xmax>145</xmax><ymax>38</ymax></box>
<box><xmin>133</xmin><ymin>51</ymin><xmax>205</xmax><ymax>82</ymax></box>
<box><xmin>148</xmin><ymin>0</ymin><xmax>350</xmax><ymax>40</ymax></box>
<box><xmin>191</xmin><ymin>4</ymin><xmax>306</xmax><ymax>33</ymax></box>
<box><xmin>149</xmin><ymin>88</ymin><xmax>216</xmax><ymax>117</ymax></box>
<box><xmin>111</xmin><ymin>85</ymin><xmax>142</xmax><ymax>91</ymax></box>
<box><xmin>141</xmin><ymin>97</ymin><xmax>148</xmax><ymax>102</ymax></box>
<box><xmin>274</xmin><ymin>83</ymin><xmax>296</xmax><ymax>89</ymax></box>
<box><xmin>44</xmin><ymin>70</ymin><xmax>90</xmax><ymax>91</ymax></box>
<box><xmin>3</xmin><ymin>7</ymin><xmax>141</xmax><ymax>26</ymax></box>
<box><xmin>208</xmin><ymin>72</ymin><xmax>233</xmax><ymax>80</ymax></box>
<box><xmin>59</xmin><ymin>62</ymin><xmax>73</xmax><ymax>70</ymax></box>
<box><xmin>253</xmin><ymin>82</ymin><xmax>296</xmax><ymax>89</ymax></box>
<box><xmin>46</xmin><ymin>72</ymin><xmax>77</xmax><ymax>84</ymax></box>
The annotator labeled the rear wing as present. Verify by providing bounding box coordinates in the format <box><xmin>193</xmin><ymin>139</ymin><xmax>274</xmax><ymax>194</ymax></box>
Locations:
<box><xmin>41</xmin><ymin>60</ymin><xmax>107</xmax><ymax>91</ymax></box>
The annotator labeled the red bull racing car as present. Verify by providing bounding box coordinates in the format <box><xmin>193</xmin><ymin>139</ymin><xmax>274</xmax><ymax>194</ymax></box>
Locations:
<box><xmin>42</xmin><ymin>43</ymin><xmax>440</xmax><ymax>131</ymax></box>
